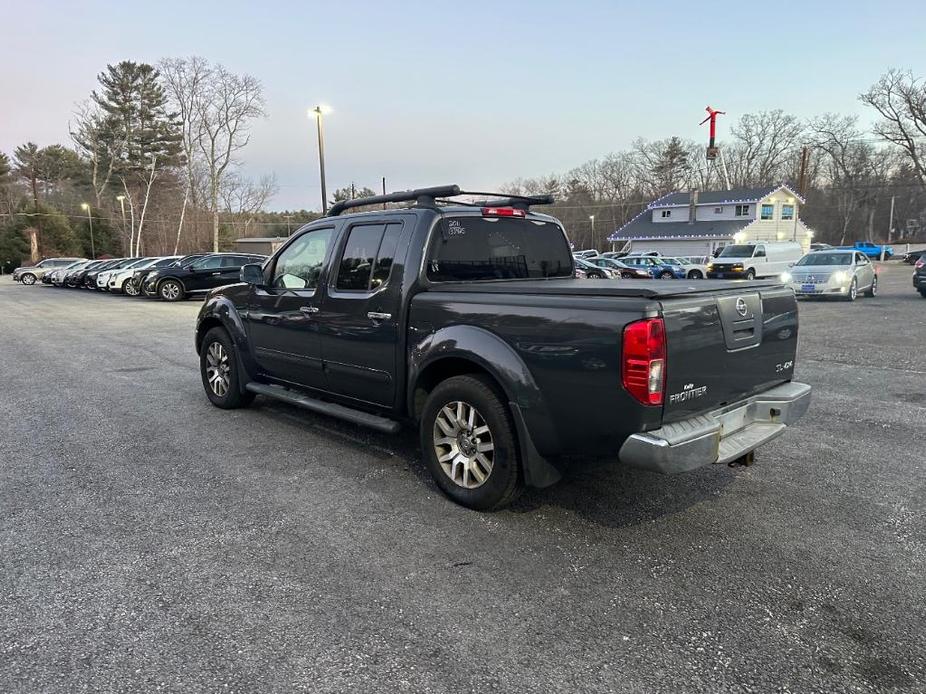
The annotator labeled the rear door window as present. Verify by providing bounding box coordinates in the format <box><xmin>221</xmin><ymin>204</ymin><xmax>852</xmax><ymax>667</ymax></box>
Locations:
<box><xmin>336</xmin><ymin>223</ymin><xmax>403</xmax><ymax>291</ymax></box>
<box><xmin>427</xmin><ymin>215</ymin><xmax>572</xmax><ymax>281</ymax></box>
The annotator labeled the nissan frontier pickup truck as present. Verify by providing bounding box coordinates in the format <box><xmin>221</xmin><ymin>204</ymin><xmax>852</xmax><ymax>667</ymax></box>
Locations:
<box><xmin>195</xmin><ymin>185</ymin><xmax>810</xmax><ymax>510</ymax></box>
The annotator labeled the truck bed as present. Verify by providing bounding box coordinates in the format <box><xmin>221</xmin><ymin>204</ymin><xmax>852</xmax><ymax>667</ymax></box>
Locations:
<box><xmin>427</xmin><ymin>278</ymin><xmax>782</xmax><ymax>299</ymax></box>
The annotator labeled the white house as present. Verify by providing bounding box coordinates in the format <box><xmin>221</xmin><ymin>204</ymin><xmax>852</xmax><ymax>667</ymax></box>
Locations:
<box><xmin>608</xmin><ymin>184</ymin><xmax>814</xmax><ymax>256</ymax></box>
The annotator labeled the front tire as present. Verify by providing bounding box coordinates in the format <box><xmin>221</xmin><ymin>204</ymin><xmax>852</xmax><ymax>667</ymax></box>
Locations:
<box><xmin>159</xmin><ymin>279</ymin><xmax>184</xmax><ymax>302</ymax></box>
<box><xmin>200</xmin><ymin>327</ymin><xmax>254</xmax><ymax>409</ymax></box>
<box><xmin>846</xmin><ymin>278</ymin><xmax>858</xmax><ymax>302</ymax></box>
<box><xmin>21</xmin><ymin>273</ymin><xmax>36</xmax><ymax>285</ymax></box>
<box><xmin>420</xmin><ymin>375</ymin><xmax>522</xmax><ymax>511</ymax></box>
<box><xmin>123</xmin><ymin>279</ymin><xmax>139</xmax><ymax>296</ymax></box>
<box><xmin>864</xmin><ymin>275</ymin><xmax>878</xmax><ymax>297</ymax></box>
<box><xmin>659</xmin><ymin>270</ymin><xmax>674</xmax><ymax>279</ymax></box>
<box><xmin>744</xmin><ymin>269</ymin><xmax>756</xmax><ymax>281</ymax></box>
<box><xmin>688</xmin><ymin>270</ymin><xmax>703</xmax><ymax>279</ymax></box>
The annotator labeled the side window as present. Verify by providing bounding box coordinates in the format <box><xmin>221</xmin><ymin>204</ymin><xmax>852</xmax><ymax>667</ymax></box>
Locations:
<box><xmin>857</xmin><ymin>253</ymin><xmax>868</xmax><ymax>265</ymax></box>
<box><xmin>272</xmin><ymin>228</ymin><xmax>334</xmax><ymax>289</ymax></box>
<box><xmin>336</xmin><ymin>223</ymin><xmax>402</xmax><ymax>292</ymax></box>
<box><xmin>760</xmin><ymin>204</ymin><xmax>774</xmax><ymax>220</ymax></box>
<box><xmin>220</xmin><ymin>256</ymin><xmax>244</xmax><ymax>267</ymax></box>
<box><xmin>754</xmin><ymin>246</ymin><xmax>767</xmax><ymax>258</ymax></box>
<box><xmin>197</xmin><ymin>256</ymin><xmax>225</xmax><ymax>270</ymax></box>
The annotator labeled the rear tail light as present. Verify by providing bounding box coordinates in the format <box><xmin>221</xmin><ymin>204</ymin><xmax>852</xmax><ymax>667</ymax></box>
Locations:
<box><xmin>622</xmin><ymin>318</ymin><xmax>666</xmax><ymax>406</ymax></box>
<box><xmin>482</xmin><ymin>206</ymin><xmax>526</xmax><ymax>218</ymax></box>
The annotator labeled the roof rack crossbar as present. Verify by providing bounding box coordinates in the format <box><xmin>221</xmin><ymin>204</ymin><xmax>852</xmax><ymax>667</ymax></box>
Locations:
<box><xmin>457</xmin><ymin>192</ymin><xmax>555</xmax><ymax>210</ymax></box>
<box><xmin>326</xmin><ymin>184</ymin><xmax>462</xmax><ymax>217</ymax></box>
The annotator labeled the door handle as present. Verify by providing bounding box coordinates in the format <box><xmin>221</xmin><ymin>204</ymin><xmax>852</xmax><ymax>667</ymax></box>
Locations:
<box><xmin>367</xmin><ymin>311</ymin><xmax>391</xmax><ymax>321</ymax></box>
<box><xmin>211</xmin><ymin>272</ymin><xmax>221</xmax><ymax>275</ymax></box>
<box><xmin>300</xmin><ymin>306</ymin><xmax>319</xmax><ymax>314</ymax></box>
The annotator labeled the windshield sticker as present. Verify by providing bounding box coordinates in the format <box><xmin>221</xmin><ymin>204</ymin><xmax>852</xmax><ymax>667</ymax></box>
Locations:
<box><xmin>447</xmin><ymin>220</ymin><xmax>466</xmax><ymax>237</ymax></box>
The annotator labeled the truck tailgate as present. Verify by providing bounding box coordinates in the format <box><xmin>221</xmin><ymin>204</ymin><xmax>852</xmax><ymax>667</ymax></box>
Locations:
<box><xmin>659</xmin><ymin>284</ymin><xmax>799</xmax><ymax>423</ymax></box>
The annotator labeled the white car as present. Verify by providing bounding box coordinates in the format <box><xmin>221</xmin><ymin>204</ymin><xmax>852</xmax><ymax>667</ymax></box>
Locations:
<box><xmin>784</xmin><ymin>250</ymin><xmax>878</xmax><ymax>301</ymax></box>
<box><xmin>661</xmin><ymin>256</ymin><xmax>708</xmax><ymax>280</ymax></box>
<box><xmin>107</xmin><ymin>256</ymin><xmax>183</xmax><ymax>295</ymax></box>
<box><xmin>97</xmin><ymin>257</ymin><xmax>153</xmax><ymax>290</ymax></box>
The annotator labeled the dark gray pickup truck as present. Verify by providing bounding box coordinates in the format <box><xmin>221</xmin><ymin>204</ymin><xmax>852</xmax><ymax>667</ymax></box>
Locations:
<box><xmin>196</xmin><ymin>185</ymin><xmax>810</xmax><ymax>510</ymax></box>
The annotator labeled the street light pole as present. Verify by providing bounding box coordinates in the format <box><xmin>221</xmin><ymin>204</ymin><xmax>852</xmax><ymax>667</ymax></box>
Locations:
<box><xmin>589</xmin><ymin>215</ymin><xmax>596</xmax><ymax>248</ymax></box>
<box><xmin>311</xmin><ymin>106</ymin><xmax>329</xmax><ymax>214</ymax></box>
<box><xmin>81</xmin><ymin>203</ymin><xmax>95</xmax><ymax>259</ymax></box>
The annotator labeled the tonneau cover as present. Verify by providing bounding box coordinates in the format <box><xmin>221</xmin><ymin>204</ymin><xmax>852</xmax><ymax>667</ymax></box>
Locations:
<box><xmin>427</xmin><ymin>278</ymin><xmax>782</xmax><ymax>299</ymax></box>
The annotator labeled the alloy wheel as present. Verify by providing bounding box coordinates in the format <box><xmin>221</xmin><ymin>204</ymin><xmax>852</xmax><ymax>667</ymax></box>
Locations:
<box><xmin>161</xmin><ymin>281</ymin><xmax>180</xmax><ymax>301</ymax></box>
<box><xmin>432</xmin><ymin>401</ymin><xmax>495</xmax><ymax>489</ymax></box>
<box><xmin>124</xmin><ymin>279</ymin><xmax>139</xmax><ymax>296</ymax></box>
<box><xmin>205</xmin><ymin>341</ymin><xmax>231</xmax><ymax>397</ymax></box>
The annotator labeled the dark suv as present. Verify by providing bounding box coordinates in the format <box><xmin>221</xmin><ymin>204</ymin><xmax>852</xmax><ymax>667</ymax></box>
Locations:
<box><xmin>143</xmin><ymin>253</ymin><xmax>267</xmax><ymax>301</ymax></box>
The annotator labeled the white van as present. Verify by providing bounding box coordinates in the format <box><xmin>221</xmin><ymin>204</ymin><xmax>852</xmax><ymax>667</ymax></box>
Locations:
<box><xmin>707</xmin><ymin>241</ymin><xmax>803</xmax><ymax>280</ymax></box>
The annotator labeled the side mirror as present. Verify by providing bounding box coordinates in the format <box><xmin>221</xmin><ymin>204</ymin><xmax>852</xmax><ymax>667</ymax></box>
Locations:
<box><xmin>788</xmin><ymin>262</ymin><xmax>795</xmax><ymax>267</ymax></box>
<box><xmin>240</xmin><ymin>263</ymin><xmax>264</xmax><ymax>286</ymax></box>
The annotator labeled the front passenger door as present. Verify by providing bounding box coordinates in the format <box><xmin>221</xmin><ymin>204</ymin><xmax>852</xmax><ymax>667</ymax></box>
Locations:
<box><xmin>247</xmin><ymin>228</ymin><xmax>335</xmax><ymax>391</ymax></box>
<box><xmin>185</xmin><ymin>255</ymin><xmax>226</xmax><ymax>291</ymax></box>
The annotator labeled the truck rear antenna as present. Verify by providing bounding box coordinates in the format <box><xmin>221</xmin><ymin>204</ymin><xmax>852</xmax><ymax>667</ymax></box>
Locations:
<box><xmin>326</xmin><ymin>185</ymin><xmax>556</xmax><ymax>216</ymax></box>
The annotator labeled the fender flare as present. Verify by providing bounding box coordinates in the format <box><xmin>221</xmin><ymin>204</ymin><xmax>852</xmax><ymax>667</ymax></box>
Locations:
<box><xmin>196</xmin><ymin>296</ymin><xmax>258</xmax><ymax>390</ymax></box>
<box><xmin>408</xmin><ymin>324</ymin><xmax>562</xmax><ymax>488</ymax></box>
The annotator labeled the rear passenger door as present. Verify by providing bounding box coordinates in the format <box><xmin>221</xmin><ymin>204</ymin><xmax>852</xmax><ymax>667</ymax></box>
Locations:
<box><xmin>316</xmin><ymin>219</ymin><xmax>407</xmax><ymax>407</ymax></box>
<box><xmin>184</xmin><ymin>255</ymin><xmax>226</xmax><ymax>291</ymax></box>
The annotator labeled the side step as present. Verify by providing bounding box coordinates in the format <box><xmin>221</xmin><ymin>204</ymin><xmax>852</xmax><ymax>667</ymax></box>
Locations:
<box><xmin>245</xmin><ymin>382</ymin><xmax>401</xmax><ymax>434</ymax></box>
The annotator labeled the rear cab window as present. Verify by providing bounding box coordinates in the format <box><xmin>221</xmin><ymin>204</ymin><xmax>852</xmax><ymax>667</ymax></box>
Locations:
<box><xmin>426</xmin><ymin>214</ymin><xmax>573</xmax><ymax>282</ymax></box>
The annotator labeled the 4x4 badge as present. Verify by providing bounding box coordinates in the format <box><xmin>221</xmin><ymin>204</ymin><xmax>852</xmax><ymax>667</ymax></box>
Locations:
<box><xmin>735</xmin><ymin>297</ymin><xmax>748</xmax><ymax>317</ymax></box>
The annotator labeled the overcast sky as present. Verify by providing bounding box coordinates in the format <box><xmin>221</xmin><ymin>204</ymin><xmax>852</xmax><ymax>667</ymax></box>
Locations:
<box><xmin>3</xmin><ymin>0</ymin><xmax>925</xmax><ymax>210</ymax></box>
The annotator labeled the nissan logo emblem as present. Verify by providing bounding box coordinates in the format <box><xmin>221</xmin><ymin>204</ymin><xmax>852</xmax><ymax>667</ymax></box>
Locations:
<box><xmin>735</xmin><ymin>297</ymin><xmax>749</xmax><ymax>317</ymax></box>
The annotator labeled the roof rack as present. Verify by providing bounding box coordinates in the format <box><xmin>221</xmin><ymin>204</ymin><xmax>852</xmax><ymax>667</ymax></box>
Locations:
<box><xmin>325</xmin><ymin>185</ymin><xmax>555</xmax><ymax>217</ymax></box>
<box><xmin>326</xmin><ymin>185</ymin><xmax>461</xmax><ymax>217</ymax></box>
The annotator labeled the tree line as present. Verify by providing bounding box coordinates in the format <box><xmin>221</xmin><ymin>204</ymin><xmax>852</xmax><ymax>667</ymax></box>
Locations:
<box><xmin>500</xmin><ymin>69</ymin><xmax>926</xmax><ymax>250</ymax></box>
<box><xmin>0</xmin><ymin>57</ymin><xmax>317</xmax><ymax>271</ymax></box>
<box><xmin>3</xmin><ymin>64</ymin><xmax>925</xmax><ymax>269</ymax></box>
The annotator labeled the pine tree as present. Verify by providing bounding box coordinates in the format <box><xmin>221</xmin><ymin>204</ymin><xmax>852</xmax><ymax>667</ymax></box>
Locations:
<box><xmin>84</xmin><ymin>61</ymin><xmax>183</xmax><ymax>252</ymax></box>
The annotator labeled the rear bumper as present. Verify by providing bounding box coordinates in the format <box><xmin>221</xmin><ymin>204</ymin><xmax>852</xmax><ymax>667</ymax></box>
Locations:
<box><xmin>619</xmin><ymin>381</ymin><xmax>811</xmax><ymax>474</ymax></box>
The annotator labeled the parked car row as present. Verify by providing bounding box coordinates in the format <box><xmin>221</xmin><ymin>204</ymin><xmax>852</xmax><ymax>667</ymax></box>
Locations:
<box><xmin>19</xmin><ymin>252</ymin><xmax>267</xmax><ymax>301</ymax></box>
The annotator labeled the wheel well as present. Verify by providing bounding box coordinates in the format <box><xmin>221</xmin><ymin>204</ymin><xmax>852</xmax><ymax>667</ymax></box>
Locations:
<box><xmin>196</xmin><ymin>318</ymin><xmax>225</xmax><ymax>353</ymax></box>
<box><xmin>412</xmin><ymin>357</ymin><xmax>505</xmax><ymax>421</ymax></box>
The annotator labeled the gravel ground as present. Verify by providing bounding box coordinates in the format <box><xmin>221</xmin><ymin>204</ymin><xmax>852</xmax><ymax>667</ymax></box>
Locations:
<box><xmin>1</xmin><ymin>265</ymin><xmax>923</xmax><ymax>693</ymax></box>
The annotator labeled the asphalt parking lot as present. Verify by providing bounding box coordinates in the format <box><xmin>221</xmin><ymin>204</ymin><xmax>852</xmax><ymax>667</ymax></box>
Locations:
<box><xmin>1</xmin><ymin>265</ymin><xmax>924</xmax><ymax>693</ymax></box>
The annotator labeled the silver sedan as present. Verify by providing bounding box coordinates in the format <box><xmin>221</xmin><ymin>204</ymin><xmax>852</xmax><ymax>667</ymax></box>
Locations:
<box><xmin>784</xmin><ymin>250</ymin><xmax>878</xmax><ymax>301</ymax></box>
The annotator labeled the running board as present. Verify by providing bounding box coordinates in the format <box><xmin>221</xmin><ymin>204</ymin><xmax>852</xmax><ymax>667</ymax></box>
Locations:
<box><xmin>244</xmin><ymin>382</ymin><xmax>401</xmax><ymax>434</ymax></box>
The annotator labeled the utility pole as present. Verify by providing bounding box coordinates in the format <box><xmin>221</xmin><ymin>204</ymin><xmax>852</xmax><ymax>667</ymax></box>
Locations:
<box><xmin>797</xmin><ymin>146</ymin><xmax>809</xmax><ymax>198</ymax></box>
<box><xmin>382</xmin><ymin>177</ymin><xmax>387</xmax><ymax>209</ymax></box>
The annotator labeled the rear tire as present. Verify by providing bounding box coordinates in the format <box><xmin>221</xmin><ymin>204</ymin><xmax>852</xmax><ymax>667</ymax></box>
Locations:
<box><xmin>659</xmin><ymin>270</ymin><xmax>674</xmax><ymax>279</ymax></box>
<box><xmin>200</xmin><ymin>327</ymin><xmax>255</xmax><ymax>409</ymax></box>
<box><xmin>159</xmin><ymin>279</ymin><xmax>184</xmax><ymax>302</ymax></box>
<box><xmin>688</xmin><ymin>270</ymin><xmax>703</xmax><ymax>279</ymax></box>
<box><xmin>420</xmin><ymin>375</ymin><xmax>522</xmax><ymax>511</ymax></box>
<box><xmin>919</xmin><ymin>289</ymin><xmax>926</xmax><ymax>299</ymax></box>
<box><xmin>21</xmin><ymin>273</ymin><xmax>36</xmax><ymax>285</ymax></box>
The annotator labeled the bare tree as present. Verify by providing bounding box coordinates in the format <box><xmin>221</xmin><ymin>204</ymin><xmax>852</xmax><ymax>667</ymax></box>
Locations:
<box><xmin>861</xmin><ymin>69</ymin><xmax>926</xmax><ymax>188</ymax></box>
<box><xmin>726</xmin><ymin>110</ymin><xmax>804</xmax><ymax>186</ymax></box>
<box><xmin>195</xmin><ymin>64</ymin><xmax>265</xmax><ymax>251</ymax></box>
<box><xmin>220</xmin><ymin>173</ymin><xmax>278</xmax><ymax>235</ymax></box>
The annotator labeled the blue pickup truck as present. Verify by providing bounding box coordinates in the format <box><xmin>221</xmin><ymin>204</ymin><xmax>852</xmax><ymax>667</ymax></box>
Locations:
<box><xmin>843</xmin><ymin>241</ymin><xmax>894</xmax><ymax>259</ymax></box>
